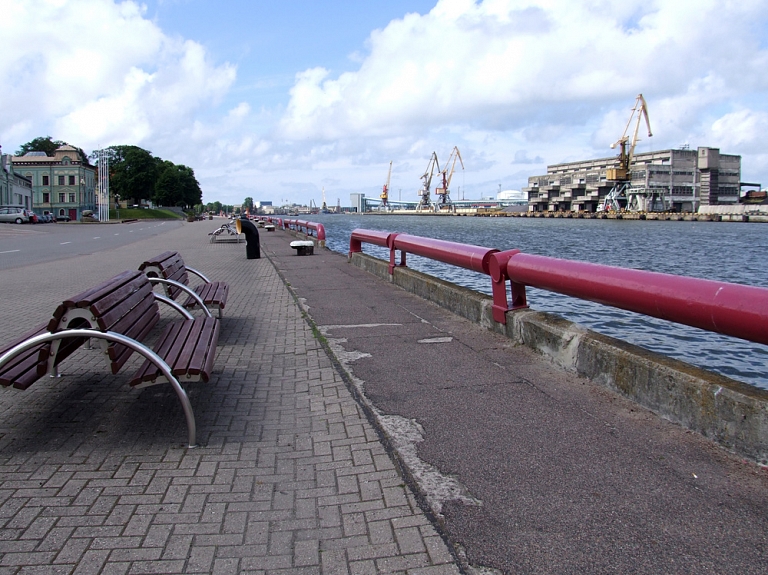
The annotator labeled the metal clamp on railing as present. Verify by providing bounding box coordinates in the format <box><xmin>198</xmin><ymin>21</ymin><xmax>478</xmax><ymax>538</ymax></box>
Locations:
<box><xmin>349</xmin><ymin>229</ymin><xmax>399</xmax><ymax>273</ymax></box>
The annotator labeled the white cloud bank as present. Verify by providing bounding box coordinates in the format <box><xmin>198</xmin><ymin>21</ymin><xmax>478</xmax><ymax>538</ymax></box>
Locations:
<box><xmin>1</xmin><ymin>0</ymin><xmax>767</xmax><ymax>205</ymax></box>
<box><xmin>0</xmin><ymin>0</ymin><xmax>241</xmax><ymax>157</ymax></box>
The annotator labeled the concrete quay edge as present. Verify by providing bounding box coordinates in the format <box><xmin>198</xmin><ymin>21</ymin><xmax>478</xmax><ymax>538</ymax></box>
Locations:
<box><xmin>349</xmin><ymin>251</ymin><xmax>768</xmax><ymax>465</ymax></box>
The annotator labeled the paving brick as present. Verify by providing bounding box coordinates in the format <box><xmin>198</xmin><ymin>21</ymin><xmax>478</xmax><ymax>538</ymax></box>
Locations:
<box><xmin>0</xmin><ymin>224</ymin><xmax>460</xmax><ymax>575</ymax></box>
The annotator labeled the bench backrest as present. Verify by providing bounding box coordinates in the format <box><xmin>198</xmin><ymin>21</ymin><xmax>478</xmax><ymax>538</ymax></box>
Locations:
<box><xmin>138</xmin><ymin>251</ymin><xmax>190</xmax><ymax>300</ymax></box>
<box><xmin>50</xmin><ymin>270</ymin><xmax>160</xmax><ymax>374</ymax></box>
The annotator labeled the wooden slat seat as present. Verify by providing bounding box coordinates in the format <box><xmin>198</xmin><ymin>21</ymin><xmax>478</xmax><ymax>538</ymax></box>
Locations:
<box><xmin>130</xmin><ymin>317</ymin><xmax>220</xmax><ymax>388</ymax></box>
<box><xmin>0</xmin><ymin>270</ymin><xmax>220</xmax><ymax>446</ymax></box>
<box><xmin>0</xmin><ymin>324</ymin><xmax>50</xmax><ymax>390</ymax></box>
<box><xmin>52</xmin><ymin>270</ymin><xmax>220</xmax><ymax>387</ymax></box>
<box><xmin>139</xmin><ymin>251</ymin><xmax>228</xmax><ymax>318</ymax></box>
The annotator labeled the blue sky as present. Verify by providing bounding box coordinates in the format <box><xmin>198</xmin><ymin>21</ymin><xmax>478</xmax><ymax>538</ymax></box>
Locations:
<box><xmin>2</xmin><ymin>0</ymin><xmax>768</xmax><ymax>208</ymax></box>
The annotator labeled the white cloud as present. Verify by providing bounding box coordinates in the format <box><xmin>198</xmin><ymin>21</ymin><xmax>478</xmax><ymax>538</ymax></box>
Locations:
<box><xmin>277</xmin><ymin>0</ymin><xmax>768</xmax><ymax>144</ymax></box>
<box><xmin>0</xmin><ymin>0</ymin><xmax>238</xmax><ymax>153</ymax></box>
<box><xmin>2</xmin><ymin>0</ymin><xmax>767</xmax><ymax>206</ymax></box>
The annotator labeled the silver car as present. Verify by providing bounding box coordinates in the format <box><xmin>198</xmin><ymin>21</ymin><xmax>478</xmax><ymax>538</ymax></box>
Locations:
<box><xmin>0</xmin><ymin>207</ymin><xmax>30</xmax><ymax>224</ymax></box>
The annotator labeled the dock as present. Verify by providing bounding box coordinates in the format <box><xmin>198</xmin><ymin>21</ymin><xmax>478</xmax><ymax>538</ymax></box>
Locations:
<box><xmin>0</xmin><ymin>220</ymin><xmax>765</xmax><ymax>574</ymax></box>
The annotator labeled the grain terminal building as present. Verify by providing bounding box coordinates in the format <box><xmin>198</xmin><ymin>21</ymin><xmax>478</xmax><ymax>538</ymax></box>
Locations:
<box><xmin>524</xmin><ymin>147</ymin><xmax>741</xmax><ymax>213</ymax></box>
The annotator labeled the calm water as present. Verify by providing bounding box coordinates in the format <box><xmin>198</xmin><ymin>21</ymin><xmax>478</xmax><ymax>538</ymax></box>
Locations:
<box><xmin>308</xmin><ymin>213</ymin><xmax>768</xmax><ymax>390</ymax></box>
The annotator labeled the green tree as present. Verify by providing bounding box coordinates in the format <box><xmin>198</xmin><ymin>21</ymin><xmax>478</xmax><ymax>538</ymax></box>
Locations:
<box><xmin>102</xmin><ymin>145</ymin><xmax>158</xmax><ymax>205</ymax></box>
<box><xmin>243</xmin><ymin>197</ymin><xmax>254</xmax><ymax>213</ymax></box>
<box><xmin>154</xmin><ymin>161</ymin><xmax>181</xmax><ymax>207</ymax></box>
<box><xmin>153</xmin><ymin>162</ymin><xmax>202</xmax><ymax>209</ymax></box>
<box><xmin>15</xmin><ymin>136</ymin><xmax>64</xmax><ymax>156</ymax></box>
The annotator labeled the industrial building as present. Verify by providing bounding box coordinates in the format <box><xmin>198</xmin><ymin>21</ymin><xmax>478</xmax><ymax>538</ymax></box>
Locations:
<box><xmin>524</xmin><ymin>146</ymin><xmax>742</xmax><ymax>213</ymax></box>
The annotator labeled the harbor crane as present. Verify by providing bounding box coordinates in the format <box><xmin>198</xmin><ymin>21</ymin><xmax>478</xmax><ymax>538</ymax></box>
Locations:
<box><xmin>601</xmin><ymin>94</ymin><xmax>655</xmax><ymax>212</ymax></box>
<box><xmin>417</xmin><ymin>152</ymin><xmax>440</xmax><ymax>210</ymax></box>
<box><xmin>435</xmin><ymin>146</ymin><xmax>464</xmax><ymax>210</ymax></box>
<box><xmin>380</xmin><ymin>161</ymin><xmax>392</xmax><ymax>210</ymax></box>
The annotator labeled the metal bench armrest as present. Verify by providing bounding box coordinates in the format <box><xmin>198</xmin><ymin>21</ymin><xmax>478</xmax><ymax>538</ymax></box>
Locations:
<box><xmin>184</xmin><ymin>265</ymin><xmax>211</xmax><ymax>284</ymax></box>
<box><xmin>153</xmin><ymin>293</ymin><xmax>194</xmax><ymax>320</ymax></box>
<box><xmin>0</xmin><ymin>329</ymin><xmax>198</xmax><ymax>448</ymax></box>
<box><xmin>147</xmin><ymin>277</ymin><xmax>212</xmax><ymax>318</ymax></box>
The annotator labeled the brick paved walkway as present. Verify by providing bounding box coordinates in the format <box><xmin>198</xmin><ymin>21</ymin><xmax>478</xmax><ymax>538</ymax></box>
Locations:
<box><xmin>0</xmin><ymin>221</ymin><xmax>460</xmax><ymax>574</ymax></box>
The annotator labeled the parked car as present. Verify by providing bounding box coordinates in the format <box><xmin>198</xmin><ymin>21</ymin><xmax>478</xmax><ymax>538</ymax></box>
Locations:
<box><xmin>0</xmin><ymin>207</ymin><xmax>30</xmax><ymax>224</ymax></box>
<box><xmin>56</xmin><ymin>214</ymin><xmax>71</xmax><ymax>222</ymax></box>
<box><xmin>40</xmin><ymin>213</ymin><xmax>52</xmax><ymax>223</ymax></box>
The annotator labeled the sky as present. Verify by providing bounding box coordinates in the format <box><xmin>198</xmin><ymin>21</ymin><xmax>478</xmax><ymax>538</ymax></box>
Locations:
<box><xmin>1</xmin><ymin>0</ymin><xmax>767</xmax><ymax>208</ymax></box>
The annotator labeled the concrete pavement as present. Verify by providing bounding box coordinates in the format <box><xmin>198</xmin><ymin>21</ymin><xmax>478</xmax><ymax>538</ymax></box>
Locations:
<box><xmin>0</xmin><ymin>220</ymin><xmax>460</xmax><ymax>574</ymax></box>
<box><xmin>262</xmin><ymin>224</ymin><xmax>768</xmax><ymax>575</ymax></box>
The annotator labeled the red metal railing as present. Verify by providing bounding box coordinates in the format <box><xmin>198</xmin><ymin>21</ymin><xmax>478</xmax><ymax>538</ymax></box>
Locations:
<box><xmin>349</xmin><ymin>229</ymin><xmax>768</xmax><ymax>346</ymax></box>
<box><xmin>282</xmin><ymin>219</ymin><xmax>326</xmax><ymax>245</ymax></box>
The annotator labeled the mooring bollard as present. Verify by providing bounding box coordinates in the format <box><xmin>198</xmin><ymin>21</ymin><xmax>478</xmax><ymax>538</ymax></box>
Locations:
<box><xmin>290</xmin><ymin>240</ymin><xmax>315</xmax><ymax>256</ymax></box>
<box><xmin>235</xmin><ymin>216</ymin><xmax>261</xmax><ymax>259</ymax></box>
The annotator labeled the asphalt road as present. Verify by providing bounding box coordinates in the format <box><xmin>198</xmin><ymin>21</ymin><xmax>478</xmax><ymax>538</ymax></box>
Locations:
<box><xmin>0</xmin><ymin>220</ymin><xmax>185</xmax><ymax>271</ymax></box>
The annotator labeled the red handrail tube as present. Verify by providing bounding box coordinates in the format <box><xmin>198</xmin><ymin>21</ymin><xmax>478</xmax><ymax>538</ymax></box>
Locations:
<box><xmin>505</xmin><ymin>253</ymin><xmax>768</xmax><ymax>346</ymax></box>
<box><xmin>392</xmin><ymin>234</ymin><xmax>498</xmax><ymax>275</ymax></box>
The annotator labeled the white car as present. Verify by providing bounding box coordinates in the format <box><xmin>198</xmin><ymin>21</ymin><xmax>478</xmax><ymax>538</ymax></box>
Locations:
<box><xmin>0</xmin><ymin>207</ymin><xmax>30</xmax><ymax>224</ymax></box>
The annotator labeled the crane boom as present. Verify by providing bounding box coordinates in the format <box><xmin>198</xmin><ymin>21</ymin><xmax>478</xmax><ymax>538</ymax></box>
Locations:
<box><xmin>418</xmin><ymin>152</ymin><xmax>440</xmax><ymax>209</ymax></box>
<box><xmin>380</xmin><ymin>161</ymin><xmax>392</xmax><ymax>207</ymax></box>
<box><xmin>607</xmin><ymin>94</ymin><xmax>652</xmax><ymax>181</ymax></box>
<box><xmin>435</xmin><ymin>146</ymin><xmax>464</xmax><ymax>206</ymax></box>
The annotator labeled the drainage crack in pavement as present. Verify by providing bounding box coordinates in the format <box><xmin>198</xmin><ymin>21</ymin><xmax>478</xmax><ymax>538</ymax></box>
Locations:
<box><xmin>320</xmin><ymin>323</ymin><xmax>483</xmax><ymax>516</ymax></box>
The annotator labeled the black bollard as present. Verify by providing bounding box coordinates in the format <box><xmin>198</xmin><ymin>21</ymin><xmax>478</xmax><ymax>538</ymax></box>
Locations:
<box><xmin>235</xmin><ymin>216</ymin><xmax>261</xmax><ymax>259</ymax></box>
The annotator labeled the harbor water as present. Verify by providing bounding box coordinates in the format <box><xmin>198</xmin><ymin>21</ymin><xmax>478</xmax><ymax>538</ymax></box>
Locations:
<box><xmin>308</xmin><ymin>214</ymin><xmax>768</xmax><ymax>391</ymax></box>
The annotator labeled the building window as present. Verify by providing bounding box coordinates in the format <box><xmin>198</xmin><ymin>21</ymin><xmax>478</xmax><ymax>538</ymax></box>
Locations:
<box><xmin>59</xmin><ymin>193</ymin><xmax>65</xmax><ymax>203</ymax></box>
<box><xmin>43</xmin><ymin>192</ymin><xmax>50</xmax><ymax>203</ymax></box>
<box><xmin>42</xmin><ymin>175</ymin><xmax>49</xmax><ymax>185</ymax></box>
<box><xmin>68</xmin><ymin>193</ymin><xmax>75</xmax><ymax>203</ymax></box>
<box><xmin>58</xmin><ymin>175</ymin><xmax>65</xmax><ymax>185</ymax></box>
<box><xmin>68</xmin><ymin>175</ymin><xmax>75</xmax><ymax>185</ymax></box>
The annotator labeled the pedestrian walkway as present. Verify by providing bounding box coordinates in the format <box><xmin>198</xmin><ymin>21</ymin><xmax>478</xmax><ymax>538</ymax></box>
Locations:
<box><xmin>260</xmin><ymin>225</ymin><xmax>768</xmax><ymax>575</ymax></box>
<box><xmin>0</xmin><ymin>221</ymin><xmax>461</xmax><ymax>574</ymax></box>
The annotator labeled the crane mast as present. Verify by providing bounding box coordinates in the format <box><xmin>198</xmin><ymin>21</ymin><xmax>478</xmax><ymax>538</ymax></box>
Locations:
<box><xmin>417</xmin><ymin>152</ymin><xmax>440</xmax><ymax>210</ymax></box>
<box><xmin>600</xmin><ymin>94</ymin><xmax>654</xmax><ymax>212</ymax></box>
<box><xmin>607</xmin><ymin>94</ymin><xmax>652</xmax><ymax>181</ymax></box>
<box><xmin>435</xmin><ymin>146</ymin><xmax>464</xmax><ymax>209</ymax></box>
<box><xmin>380</xmin><ymin>161</ymin><xmax>392</xmax><ymax>210</ymax></box>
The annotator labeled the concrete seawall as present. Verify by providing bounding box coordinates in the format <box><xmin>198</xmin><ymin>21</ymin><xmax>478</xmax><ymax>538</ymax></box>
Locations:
<box><xmin>350</xmin><ymin>252</ymin><xmax>768</xmax><ymax>464</ymax></box>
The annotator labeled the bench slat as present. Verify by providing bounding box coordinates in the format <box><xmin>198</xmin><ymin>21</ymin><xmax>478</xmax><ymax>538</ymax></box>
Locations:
<box><xmin>128</xmin><ymin>318</ymin><xmax>219</xmax><ymax>387</ymax></box>
<box><xmin>0</xmin><ymin>324</ymin><xmax>51</xmax><ymax>390</ymax></box>
<box><xmin>93</xmin><ymin>280</ymin><xmax>155</xmax><ymax>330</ymax></box>
<box><xmin>63</xmin><ymin>270</ymin><xmax>141</xmax><ymax>308</ymax></box>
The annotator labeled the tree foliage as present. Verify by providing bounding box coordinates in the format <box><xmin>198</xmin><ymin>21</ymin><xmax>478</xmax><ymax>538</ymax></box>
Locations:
<box><xmin>99</xmin><ymin>145</ymin><xmax>158</xmax><ymax>205</ymax></box>
<box><xmin>155</xmin><ymin>162</ymin><xmax>202</xmax><ymax>208</ymax></box>
<box><xmin>92</xmin><ymin>145</ymin><xmax>201</xmax><ymax>208</ymax></box>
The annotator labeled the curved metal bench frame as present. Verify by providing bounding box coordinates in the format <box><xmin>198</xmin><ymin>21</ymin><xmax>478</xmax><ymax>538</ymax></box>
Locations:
<box><xmin>0</xmin><ymin>329</ymin><xmax>199</xmax><ymax>448</ymax></box>
<box><xmin>147</xmin><ymin>277</ymin><xmax>213</xmax><ymax>318</ymax></box>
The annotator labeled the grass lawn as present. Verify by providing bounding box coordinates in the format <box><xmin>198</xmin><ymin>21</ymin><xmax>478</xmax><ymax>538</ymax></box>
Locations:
<box><xmin>109</xmin><ymin>208</ymin><xmax>183</xmax><ymax>220</ymax></box>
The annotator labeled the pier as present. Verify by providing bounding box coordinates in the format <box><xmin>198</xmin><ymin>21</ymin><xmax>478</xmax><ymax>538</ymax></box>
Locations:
<box><xmin>0</xmin><ymin>220</ymin><xmax>765</xmax><ymax>574</ymax></box>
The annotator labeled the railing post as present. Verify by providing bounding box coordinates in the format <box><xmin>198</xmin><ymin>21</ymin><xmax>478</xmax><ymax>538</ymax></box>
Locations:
<box><xmin>385</xmin><ymin>233</ymin><xmax>400</xmax><ymax>274</ymax></box>
<box><xmin>489</xmin><ymin>250</ymin><xmax>525</xmax><ymax>324</ymax></box>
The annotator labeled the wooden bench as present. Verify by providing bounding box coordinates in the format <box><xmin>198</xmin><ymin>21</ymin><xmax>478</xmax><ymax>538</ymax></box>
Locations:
<box><xmin>139</xmin><ymin>251</ymin><xmax>229</xmax><ymax>318</ymax></box>
<box><xmin>0</xmin><ymin>270</ymin><xmax>220</xmax><ymax>446</ymax></box>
